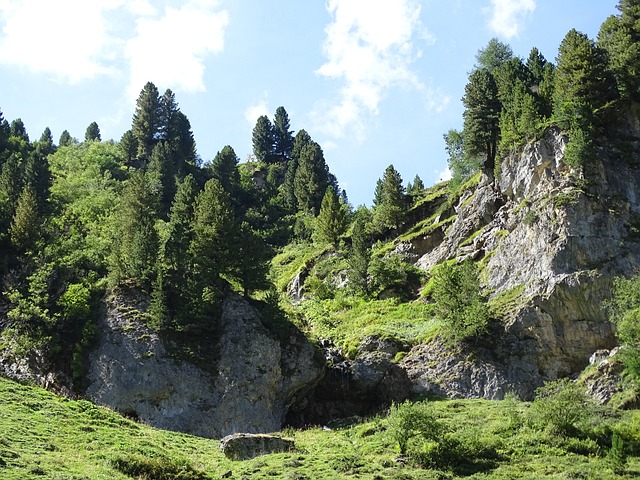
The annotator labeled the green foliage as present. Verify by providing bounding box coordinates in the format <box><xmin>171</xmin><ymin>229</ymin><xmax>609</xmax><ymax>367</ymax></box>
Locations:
<box><xmin>608</xmin><ymin>431</ymin><xmax>628</xmax><ymax>474</ymax></box>
<box><xmin>9</xmin><ymin>185</ymin><xmax>40</xmax><ymax>252</ymax></box>
<box><xmin>475</xmin><ymin>38</ymin><xmax>513</xmax><ymax>72</ymax></box>
<box><xmin>386</xmin><ymin>401</ymin><xmax>442</xmax><ymax>455</ymax></box>
<box><xmin>58</xmin><ymin>283</ymin><xmax>91</xmax><ymax>321</ymax></box>
<box><xmin>314</xmin><ymin>186</ymin><xmax>347</xmax><ymax>249</ymax></box>
<box><xmin>84</xmin><ymin>121</ymin><xmax>101</xmax><ymax>142</ymax></box>
<box><xmin>609</xmin><ymin>274</ymin><xmax>640</xmax><ymax>378</ymax></box>
<box><xmin>273</xmin><ymin>106</ymin><xmax>294</xmax><ymax>159</ymax></box>
<box><xmin>368</xmin><ymin>255</ymin><xmax>423</xmax><ymax>300</ymax></box>
<box><xmin>430</xmin><ymin>260</ymin><xmax>490</xmax><ymax>344</ymax></box>
<box><xmin>132</xmin><ymin>81</ymin><xmax>162</xmax><ymax>159</ymax></box>
<box><xmin>462</xmin><ymin>68</ymin><xmax>501</xmax><ymax>174</ymax></box>
<box><xmin>110</xmin><ymin>454</ymin><xmax>209</xmax><ymax>480</ymax></box>
<box><xmin>347</xmin><ymin>215</ymin><xmax>371</xmax><ymax>295</ymax></box>
<box><xmin>372</xmin><ymin>164</ymin><xmax>406</xmax><ymax>231</ymax></box>
<box><xmin>293</xmin><ymin>141</ymin><xmax>330</xmax><ymax>214</ymax></box>
<box><xmin>527</xmin><ymin>378</ymin><xmax>600</xmax><ymax>437</ymax></box>
<box><xmin>252</xmin><ymin>114</ymin><xmax>275</xmax><ymax>162</ymax></box>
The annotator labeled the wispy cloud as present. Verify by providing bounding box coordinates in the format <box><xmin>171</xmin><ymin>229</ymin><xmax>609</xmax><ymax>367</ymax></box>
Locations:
<box><xmin>313</xmin><ymin>0</ymin><xmax>431</xmax><ymax>142</ymax></box>
<box><xmin>487</xmin><ymin>0</ymin><xmax>536</xmax><ymax>39</ymax></box>
<box><xmin>126</xmin><ymin>0</ymin><xmax>229</xmax><ymax>99</ymax></box>
<box><xmin>0</xmin><ymin>0</ymin><xmax>229</xmax><ymax>97</ymax></box>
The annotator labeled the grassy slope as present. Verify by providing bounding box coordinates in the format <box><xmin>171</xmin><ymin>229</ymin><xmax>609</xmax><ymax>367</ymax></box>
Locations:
<box><xmin>2</xmin><ymin>377</ymin><xmax>640</xmax><ymax>479</ymax></box>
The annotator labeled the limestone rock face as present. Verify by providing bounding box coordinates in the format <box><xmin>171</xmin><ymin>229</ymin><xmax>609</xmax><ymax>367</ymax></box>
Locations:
<box><xmin>85</xmin><ymin>289</ymin><xmax>323</xmax><ymax>438</ymax></box>
<box><xmin>407</xmin><ymin>125</ymin><xmax>640</xmax><ymax>399</ymax></box>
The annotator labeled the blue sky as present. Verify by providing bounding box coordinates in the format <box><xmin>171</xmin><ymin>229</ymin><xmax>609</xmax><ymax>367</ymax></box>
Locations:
<box><xmin>0</xmin><ymin>0</ymin><xmax>619</xmax><ymax>206</ymax></box>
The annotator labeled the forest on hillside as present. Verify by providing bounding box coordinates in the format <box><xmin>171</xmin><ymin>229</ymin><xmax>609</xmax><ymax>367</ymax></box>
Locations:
<box><xmin>2</xmin><ymin>1</ymin><xmax>640</xmax><ymax>380</ymax></box>
<box><xmin>5</xmin><ymin>1</ymin><xmax>640</xmax><ymax>478</ymax></box>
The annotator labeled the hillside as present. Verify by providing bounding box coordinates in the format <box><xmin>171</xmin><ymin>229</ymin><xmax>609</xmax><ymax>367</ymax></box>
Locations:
<box><xmin>2</xmin><ymin>375</ymin><xmax>640</xmax><ymax>479</ymax></box>
<box><xmin>4</xmin><ymin>2</ymin><xmax>640</xmax><ymax>478</ymax></box>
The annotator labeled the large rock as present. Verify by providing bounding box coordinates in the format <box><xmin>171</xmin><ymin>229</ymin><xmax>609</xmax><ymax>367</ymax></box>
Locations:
<box><xmin>220</xmin><ymin>433</ymin><xmax>294</xmax><ymax>460</ymax></box>
<box><xmin>85</xmin><ymin>288</ymin><xmax>324</xmax><ymax>438</ymax></box>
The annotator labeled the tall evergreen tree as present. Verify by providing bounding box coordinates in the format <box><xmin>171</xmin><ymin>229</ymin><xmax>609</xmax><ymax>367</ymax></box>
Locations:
<box><xmin>293</xmin><ymin>141</ymin><xmax>330</xmax><ymax>214</ymax></box>
<box><xmin>9</xmin><ymin>186</ymin><xmax>40</xmax><ymax>253</ymax></box>
<box><xmin>373</xmin><ymin>165</ymin><xmax>406</xmax><ymax>230</ymax></box>
<box><xmin>147</xmin><ymin>141</ymin><xmax>176</xmax><ymax>216</ymax></box>
<box><xmin>0</xmin><ymin>154</ymin><xmax>22</xmax><ymax>226</ymax></box>
<box><xmin>39</xmin><ymin>127</ymin><xmax>55</xmax><ymax>155</ymax></box>
<box><xmin>84</xmin><ymin>121</ymin><xmax>101</xmax><ymax>142</ymax></box>
<box><xmin>120</xmin><ymin>130</ymin><xmax>138</xmax><ymax>164</ymax></box>
<box><xmin>228</xmin><ymin>222</ymin><xmax>272</xmax><ymax>297</ymax></box>
<box><xmin>252</xmin><ymin>115</ymin><xmax>275</xmax><ymax>163</ymax></box>
<box><xmin>23</xmin><ymin>150</ymin><xmax>51</xmax><ymax>211</ymax></box>
<box><xmin>462</xmin><ymin>68</ymin><xmax>501</xmax><ymax>174</ymax></box>
<box><xmin>348</xmin><ymin>214</ymin><xmax>371</xmax><ymax>295</ymax></box>
<box><xmin>209</xmin><ymin>145</ymin><xmax>241</xmax><ymax>200</ymax></box>
<box><xmin>314</xmin><ymin>187</ymin><xmax>347</xmax><ymax>249</ymax></box>
<box><xmin>160</xmin><ymin>174</ymin><xmax>197</xmax><ymax>319</ymax></box>
<box><xmin>110</xmin><ymin>170</ymin><xmax>160</xmax><ymax>288</ymax></box>
<box><xmin>284</xmin><ymin>129</ymin><xmax>313</xmax><ymax>210</ymax></box>
<box><xmin>171</xmin><ymin>111</ymin><xmax>197</xmax><ymax>167</ymax></box>
<box><xmin>159</xmin><ymin>89</ymin><xmax>178</xmax><ymax>142</ymax></box>
<box><xmin>58</xmin><ymin>130</ymin><xmax>73</xmax><ymax>147</ymax></box>
<box><xmin>10</xmin><ymin>118</ymin><xmax>29</xmax><ymax>142</ymax></box>
<box><xmin>554</xmin><ymin>29</ymin><xmax>618</xmax><ymax>130</ymax></box>
<box><xmin>273</xmin><ymin>106</ymin><xmax>294</xmax><ymax>159</ymax></box>
<box><xmin>132</xmin><ymin>82</ymin><xmax>162</xmax><ymax>160</ymax></box>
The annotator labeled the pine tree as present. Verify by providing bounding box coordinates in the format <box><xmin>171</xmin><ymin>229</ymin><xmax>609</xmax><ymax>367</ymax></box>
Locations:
<box><xmin>171</xmin><ymin>111</ymin><xmax>197</xmax><ymax>168</ymax></box>
<box><xmin>348</xmin><ymin>214</ymin><xmax>370</xmax><ymax>295</ymax></box>
<box><xmin>161</xmin><ymin>174</ymin><xmax>197</xmax><ymax>318</ymax></box>
<box><xmin>147</xmin><ymin>142</ymin><xmax>176</xmax><ymax>216</ymax></box>
<box><xmin>84</xmin><ymin>121</ymin><xmax>101</xmax><ymax>142</ymax></box>
<box><xmin>159</xmin><ymin>89</ymin><xmax>178</xmax><ymax>142</ymax></box>
<box><xmin>10</xmin><ymin>118</ymin><xmax>29</xmax><ymax>142</ymax></box>
<box><xmin>273</xmin><ymin>106</ymin><xmax>294</xmax><ymax>159</ymax></box>
<box><xmin>110</xmin><ymin>170</ymin><xmax>160</xmax><ymax>288</ymax></box>
<box><xmin>58</xmin><ymin>130</ymin><xmax>73</xmax><ymax>147</ymax></box>
<box><xmin>314</xmin><ymin>187</ymin><xmax>347</xmax><ymax>249</ymax></box>
<box><xmin>23</xmin><ymin>150</ymin><xmax>51</xmax><ymax>212</ymax></box>
<box><xmin>228</xmin><ymin>222</ymin><xmax>272</xmax><ymax>297</ymax></box>
<box><xmin>39</xmin><ymin>127</ymin><xmax>55</xmax><ymax>155</ymax></box>
<box><xmin>252</xmin><ymin>115</ymin><xmax>275</xmax><ymax>163</ymax></box>
<box><xmin>209</xmin><ymin>145</ymin><xmax>241</xmax><ymax>200</ymax></box>
<box><xmin>9</xmin><ymin>186</ymin><xmax>40</xmax><ymax>252</ymax></box>
<box><xmin>132</xmin><ymin>81</ymin><xmax>162</xmax><ymax>160</ymax></box>
<box><xmin>0</xmin><ymin>154</ymin><xmax>22</xmax><ymax>226</ymax></box>
<box><xmin>120</xmin><ymin>130</ymin><xmax>138</xmax><ymax>164</ymax></box>
<box><xmin>462</xmin><ymin>68</ymin><xmax>501</xmax><ymax>174</ymax></box>
<box><xmin>407</xmin><ymin>174</ymin><xmax>424</xmax><ymax>196</ymax></box>
<box><xmin>554</xmin><ymin>29</ymin><xmax>618</xmax><ymax>131</ymax></box>
<box><xmin>373</xmin><ymin>165</ymin><xmax>406</xmax><ymax>231</ymax></box>
<box><xmin>293</xmin><ymin>141</ymin><xmax>330</xmax><ymax>214</ymax></box>
<box><xmin>475</xmin><ymin>38</ymin><xmax>513</xmax><ymax>72</ymax></box>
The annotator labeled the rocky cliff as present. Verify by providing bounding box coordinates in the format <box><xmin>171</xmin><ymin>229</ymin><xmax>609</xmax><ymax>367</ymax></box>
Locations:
<box><xmin>84</xmin><ymin>288</ymin><xmax>323</xmax><ymax>438</ymax></box>
<box><xmin>396</xmin><ymin>123</ymin><xmax>640</xmax><ymax>399</ymax></box>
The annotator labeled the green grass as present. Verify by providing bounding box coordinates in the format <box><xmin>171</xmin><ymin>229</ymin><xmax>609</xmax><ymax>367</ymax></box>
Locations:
<box><xmin>2</xmin><ymin>376</ymin><xmax>640</xmax><ymax>479</ymax></box>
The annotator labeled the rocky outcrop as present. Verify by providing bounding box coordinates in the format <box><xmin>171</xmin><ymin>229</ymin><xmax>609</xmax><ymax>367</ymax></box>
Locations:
<box><xmin>405</xmin><ymin>125</ymin><xmax>640</xmax><ymax>399</ymax></box>
<box><xmin>85</xmin><ymin>288</ymin><xmax>324</xmax><ymax>438</ymax></box>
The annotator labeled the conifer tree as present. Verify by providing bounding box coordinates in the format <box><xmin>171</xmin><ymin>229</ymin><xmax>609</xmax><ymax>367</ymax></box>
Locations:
<box><xmin>373</xmin><ymin>165</ymin><xmax>406</xmax><ymax>231</ymax></box>
<box><xmin>120</xmin><ymin>130</ymin><xmax>138</xmax><ymax>164</ymax></box>
<box><xmin>58</xmin><ymin>130</ymin><xmax>73</xmax><ymax>147</ymax></box>
<box><xmin>284</xmin><ymin>129</ymin><xmax>313</xmax><ymax>210</ymax></box>
<box><xmin>0</xmin><ymin>154</ymin><xmax>22</xmax><ymax>225</ymax></box>
<box><xmin>348</xmin><ymin>214</ymin><xmax>371</xmax><ymax>295</ymax></box>
<box><xmin>9</xmin><ymin>186</ymin><xmax>40</xmax><ymax>252</ymax></box>
<box><xmin>84</xmin><ymin>122</ymin><xmax>101</xmax><ymax>142</ymax></box>
<box><xmin>252</xmin><ymin>115</ymin><xmax>275</xmax><ymax>163</ymax></box>
<box><xmin>293</xmin><ymin>141</ymin><xmax>329</xmax><ymax>214</ymax></box>
<box><xmin>110</xmin><ymin>170</ymin><xmax>160</xmax><ymax>288</ymax></box>
<box><xmin>273</xmin><ymin>106</ymin><xmax>294</xmax><ymax>159</ymax></box>
<box><xmin>407</xmin><ymin>175</ymin><xmax>424</xmax><ymax>196</ymax></box>
<box><xmin>39</xmin><ymin>127</ymin><xmax>55</xmax><ymax>155</ymax></box>
<box><xmin>314</xmin><ymin>187</ymin><xmax>347</xmax><ymax>249</ymax></box>
<box><xmin>132</xmin><ymin>82</ymin><xmax>162</xmax><ymax>159</ymax></box>
<box><xmin>23</xmin><ymin>150</ymin><xmax>51</xmax><ymax>211</ymax></box>
<box><xmin>209</xmin><ymin>145</ymin><xmax>241</xmax><ymax>200</ymax></box>
<box><xmin>462</xmin><ymin>68</ymin><xmax>501</xmax><ymax>174</ymax></box>
<box><xmin>10</xmin><ymin>118</ymin><xmax>29</xmax><ymax>142</ymax></box>
<box><xmin>171</xmin><ymin>111</ymin><xmax>197</xmax><ymax>168</ymax></box>
<box><xmin>159</xmin><ymin>89</ymin><xmax>178</xmax><ymax>142</ymax></box>
<box><xmin>475</xmin><ymin>38</ymin><xmax>513</xmax><ymax>72</ymax></box>
<box><xmin>147</xmin><ymin>142</ymin><xmax>176</xmax><ymax>216</ymax></box>
<box><xmin>228</xmin><ymin>222</ymin><xmax>272</xmax><ymax>297</ymax></box>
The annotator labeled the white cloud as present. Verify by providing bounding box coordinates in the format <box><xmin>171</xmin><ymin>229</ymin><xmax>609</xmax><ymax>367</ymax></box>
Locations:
<box><xmin>126</xmin><ymin>0</ymin><xmax>229</xmax><ymax>99</ymax></box>
<box><xmin>0</xmin><ymin>0</ymin><xmax>229</xmax><ymax>96</ymax></box>
<box><xmin>244</xmin><ymin>94</ymin><xmax>270</xmax><ymax>125</ymax></box>
<box><xmin>0</xmin><ymin>0</ymin><xmax>122</xmax><ymax>83</ymax></box>
<box><xmin>487</xmin><ymin>0</ymin><xmax>536</xmax><ymax>39</ymax></box>
<box><xmin>313</xmin><ymin>0</ymin><xmax>429</xmax><ymax>142</ymax></box>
